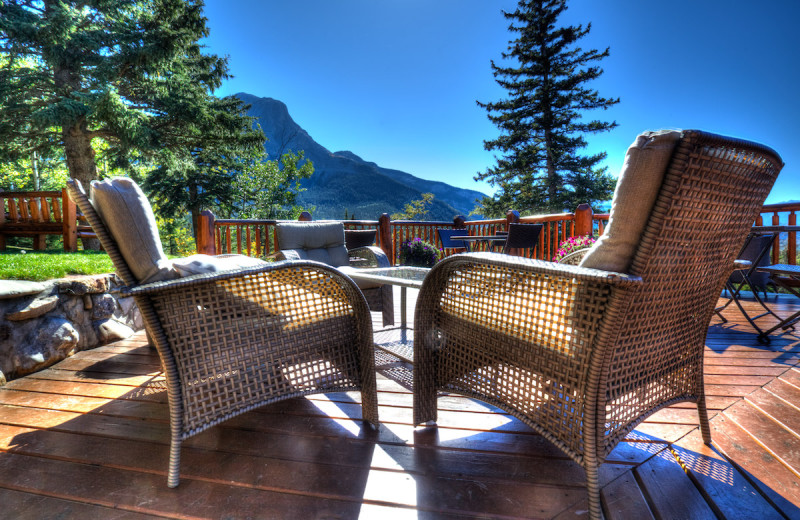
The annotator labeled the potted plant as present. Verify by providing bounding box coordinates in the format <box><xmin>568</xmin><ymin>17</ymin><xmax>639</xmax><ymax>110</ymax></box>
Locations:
<box><xmin>552</xmin><ymin>235</ymin><xmax>597</xmax><ymax>264</ymax></box>
<box><xmin>399</xmin><ymin>237</ymin><xmax>441</xmax><ymax>268</ymax></box>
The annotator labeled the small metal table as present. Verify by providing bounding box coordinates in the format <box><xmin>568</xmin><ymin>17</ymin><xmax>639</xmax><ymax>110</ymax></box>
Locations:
<box><xmin>451</xmin><ymin>235</ymin><xmax>507</xmax><ymax>251</ymax></box>
<box><xmin>346</xmin><ymin>266</ymin><xmax>430</xmax><ymax>362</ymax></box>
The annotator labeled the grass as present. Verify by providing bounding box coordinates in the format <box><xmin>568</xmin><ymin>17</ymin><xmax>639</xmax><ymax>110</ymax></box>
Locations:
<box><xmin>0</xmin><ymin>249</ymin><xmax>115</xmax><ymax>282</ymax></box>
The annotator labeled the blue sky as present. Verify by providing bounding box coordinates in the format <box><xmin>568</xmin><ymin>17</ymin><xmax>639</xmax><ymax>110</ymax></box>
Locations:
<box><xmin>202</xmin><ymin>0</ymin><xmax>799</xmax><ymax>205</ymax></box>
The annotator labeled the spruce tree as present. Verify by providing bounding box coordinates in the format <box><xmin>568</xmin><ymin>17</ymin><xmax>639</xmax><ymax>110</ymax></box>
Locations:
<box><xmin>0</xmin><ymin>0</ymin><xmax>263</xmax><ymax>231</ymax></box>
<box><xmin>477</xmin><ymin>0</ymin><xmax>619</xmax><ymax>216</ymax></box>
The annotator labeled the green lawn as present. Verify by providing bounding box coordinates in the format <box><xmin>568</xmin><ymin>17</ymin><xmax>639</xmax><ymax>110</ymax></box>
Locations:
<box><xmin>0</xmin><ymin>249</ymin><xmax>116</xmax><ymax>281</ymax></box>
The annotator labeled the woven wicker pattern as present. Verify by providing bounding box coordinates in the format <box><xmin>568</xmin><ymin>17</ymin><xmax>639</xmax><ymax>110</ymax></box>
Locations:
<box><xmin>65</xmin><ymin>179</ymin><xmax>379</xmax><ymax>488</ymax></box>
<box><xmin>412</xmin><ymin>131</ymin><xmax>783</xmax><ymax>520</ymax></box>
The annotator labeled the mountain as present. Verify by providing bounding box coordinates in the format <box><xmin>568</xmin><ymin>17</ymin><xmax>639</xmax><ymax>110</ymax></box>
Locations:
<box><xmin>236</xmin><ymin>93</ymin><xmax>486</xmax><ymax>221</ymax></box>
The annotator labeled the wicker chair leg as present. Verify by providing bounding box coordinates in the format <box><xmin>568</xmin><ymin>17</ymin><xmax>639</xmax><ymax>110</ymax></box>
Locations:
<box><xmin>698</xmin><ymin>396</ymin><xmax>712</xmax><ymax>445</ymax></box>
<box><xmin>167</xmin><ymin>439</ymin><xmax>181</xmax><ymax>488</ymax></box>
<box><xmin>381</xmin><ymin>284</ymin><xmax>394</xmax><ymax>327</ymax></box>
<box><xmin>585</xmin><ymin>463</ymin><xmax>604</xmax><ymax>520</ymax></box>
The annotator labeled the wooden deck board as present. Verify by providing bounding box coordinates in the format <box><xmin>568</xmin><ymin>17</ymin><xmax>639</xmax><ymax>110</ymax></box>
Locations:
<box><xmin>0</xmin><ymin>291</ymin><xmax>799</xmax><ymax>518</ymax></box>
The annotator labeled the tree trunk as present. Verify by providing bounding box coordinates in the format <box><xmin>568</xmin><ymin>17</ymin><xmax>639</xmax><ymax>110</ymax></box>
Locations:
<box><xmin>62</xmin><ymin>120</ymin><xmax>98</xmax><ymax>186</ymax></box>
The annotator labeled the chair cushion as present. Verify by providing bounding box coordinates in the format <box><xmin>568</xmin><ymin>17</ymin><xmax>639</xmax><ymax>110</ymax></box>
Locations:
<box><xmin>276</xmin><ymin>222</ymin><xmax>350</xmax><ymax>267</ymax></box>
<box><xmin>579</xmin><ymin>130</ymin><xmax>682</xmax><ymax>273</ymax></box>
<box><xmin>90</xmin><ymin>177</ymin><xmax>177</xmax><ymax>284</ymax></box>
<box><xmin>171</xmin><ymin>254</ymin><xmax>268</xmax><ymax>277</ymax></box>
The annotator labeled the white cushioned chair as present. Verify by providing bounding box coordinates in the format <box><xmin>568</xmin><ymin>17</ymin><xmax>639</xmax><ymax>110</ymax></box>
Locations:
<box><xmin>276</xmin><ymin>221</ymin><xmax>394</xmax><ymax>327</ymax></box>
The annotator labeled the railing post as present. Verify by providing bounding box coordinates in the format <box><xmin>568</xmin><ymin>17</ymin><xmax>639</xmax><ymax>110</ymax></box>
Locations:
<box><xmin>574</xmin><ymin>203</ymin><xmax>593</xmax><ymax>237</ymax></box>
<box><xmin>379</xmin><ymin>213</ymin><xmax>393</xmax><ymax>265</ymax></box>
<box><xmin>298</xmin><ymin>211</ymin><xmax>312</xmax><ymax>222</ymax></box>
<box><xmin>62</xmin><ymin>187</ymin><xmax>78</xmax><ymax>252</ymax></box>
<box><xmin>772</xmin><ymin>212</ymin><xmax>781</xmax><ymax>265</ymax></box>
<box><xmin>0</xmin><ymin>195</ymin><xmax>5</xmax><ymax>251</ymax></box>
<box><xmin>196</xmin><ymin>210</ymin><xmax>216</xmax><ymax>255</ymax></box>
<box><xmin>505</xmin><ymin>210</ymin><xmax>520</xmax><ymax>229</ymax></box>
<box><xmin>790</xmin><ymin>212</ymin><xmax>797</xmax><ymax>265</ymax></box>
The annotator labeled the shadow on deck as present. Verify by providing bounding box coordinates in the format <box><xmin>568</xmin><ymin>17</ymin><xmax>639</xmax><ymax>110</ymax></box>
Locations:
<box><xmin>0</xmin><ymin>290</ymin><xmax>799</xmax><ymax>519</ymax></box>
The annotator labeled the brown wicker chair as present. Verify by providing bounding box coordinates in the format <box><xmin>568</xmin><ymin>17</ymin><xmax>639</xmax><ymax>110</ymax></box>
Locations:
<box><xmin>412</xmin><ymin>130</ymin><xmax>782</xmax><ymax>519</ymax></box>
<box><xmin>65</xmin><ymin>179</ymin><xmax>379</xmax><ymax>488</ymax></box>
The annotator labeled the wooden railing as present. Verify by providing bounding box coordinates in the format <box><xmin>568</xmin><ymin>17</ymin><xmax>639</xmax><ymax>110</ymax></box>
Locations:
<box><xmin>757</xmin><ymin>202</ymin><xmax>800</xmax><ymax>265</ymax></box>
<box><xmin>196</xmin><ymin>201</ymin><xmax>800</xmax><ymax>267</ymax></box>
<box><xmin>0</xmin><ymin>188</ymin><xmax>92</xmax><ymax>252</ymax></box>
<box><xmin>197</xmin><ymin>204</ymin><xmax>604</xmax><ymax>264</ymax></box>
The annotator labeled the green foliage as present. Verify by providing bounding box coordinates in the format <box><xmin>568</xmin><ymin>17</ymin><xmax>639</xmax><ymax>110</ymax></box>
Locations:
<box><xmin>0</xmin><ymin>249</ymin><xmax>115</xmax><ymax>281</ymax></box>
<box><xmin>155</xmin><ymin>213</ymin><xmax>196</xmax><ymax>256</ymax></box>
<box><xmin>391</xmin><ymin>193</ymin><xmax>435</xmax><ymax>220</ymax></box>
<box><xmin>399</xmin><ymin>237</ymin><xmax>441</xmax><ymax>268</ymax></box>
<box><xmin>230</xmin><ymin>150</ymin><xmax>314</xmax><ymax>220</ymax></box>
<box><xmin>477</xmin><ymin>0</ymin><xmax>618</xmax><ymax>217</ymax></box>
<box><xmin>1</xmin><ymin>0</ymin><xmax>264</xmax><ymax>232</ymax></box>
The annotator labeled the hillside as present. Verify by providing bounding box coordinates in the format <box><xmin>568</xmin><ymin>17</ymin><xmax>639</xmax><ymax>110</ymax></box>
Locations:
<box><xmin>236</xmin><ymin>93</ymin><xmax>486</xmax><ymax>220</ymax></box>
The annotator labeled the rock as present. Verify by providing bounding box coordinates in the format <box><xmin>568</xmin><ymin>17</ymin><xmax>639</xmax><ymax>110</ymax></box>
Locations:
<box><xmin>0</xmin><ymin>369</ymin><xmax>5</xmax><ymax>386</ymax></box>
<box><xmin>5</xmin><ymin>295</ymin><xmax>59</xmax><ymax>321</ymax></box>
<box><xmin>92</xmin><ymin>293</ymin><xmax>117</xmax><ymax>319</ymax></box>
<box><xmin>95</xmin><ymin>318</ymin><xmax>134</xmax><ymax>344</ymax></box>
<box><xmin>0</xmin><ymin>280</ymin><xmax>48</xmax><ymax>300</ymax></box>
<box><xmin>13</xmin><ymin>318</ymin><xmax>79</xmax><ymax>376</ymax></box>
<box><xmin>56</xmin><ymin>275</ymin><xmax>111</xmax><ymax>296</ymax></box>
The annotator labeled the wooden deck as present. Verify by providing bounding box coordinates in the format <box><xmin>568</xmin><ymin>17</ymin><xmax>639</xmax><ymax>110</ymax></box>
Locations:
<box><xmin>1</xmin><ymin>290</ymin><xmax>800</xmax><ymax>519</ymax></box>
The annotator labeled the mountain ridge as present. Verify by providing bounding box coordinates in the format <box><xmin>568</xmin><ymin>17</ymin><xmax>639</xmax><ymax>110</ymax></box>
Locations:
<box><xmin>236</xmin><ymin>93</ymin><xmax>486</xmax><ymax>220</ymax></box>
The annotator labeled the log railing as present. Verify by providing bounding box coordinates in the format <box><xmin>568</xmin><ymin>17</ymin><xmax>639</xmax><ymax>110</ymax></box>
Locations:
<box><xmin>196</xmin><ymin>201</ymin><xmax>799</xmax><ymax>267</ymax></box>
<box><xmin>757</xmin><ymin>202</ymin><xmax>800</xmax><ymax>265</ymax></box>
<box><xmin>197</xmin><ymin>204</ymin><xmax>607</xmax><ymax>264</ymax></box>
<box><xmin>0</xmin><ymin>188</ymin><xmax>93</xmax><ymax>252</ymax></box>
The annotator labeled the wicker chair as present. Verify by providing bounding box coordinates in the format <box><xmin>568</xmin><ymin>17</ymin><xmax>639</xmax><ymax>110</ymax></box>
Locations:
<box><xmin>275</xmin><ymin>221</ymin><xmax>394</xmax><ymax>326</ymax></box>
<box><xmin>412</xmin><ymin>131</ymin><xmax>782</xmax><ymax>519</ymax></box>
<box><xmin>65</xmin><ymin>179</ymin><xmax>379</xmax><ymax>488</ymax></box>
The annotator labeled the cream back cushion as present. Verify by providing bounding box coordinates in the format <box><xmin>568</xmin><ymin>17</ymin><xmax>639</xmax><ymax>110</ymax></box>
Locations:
<box><xmin>579</xmin><ymin>130</ymin><xmax>682</xmax><ymax>273</ymax></box>
<box><xmin>90</xmin><ymin>177</ymin><xmax>177</xmax><ymax>284</ymax></box>
<box><xmin>276</xmin><ymin>222</ymin><xmax>350</xmax><ymax>267</ymax></box>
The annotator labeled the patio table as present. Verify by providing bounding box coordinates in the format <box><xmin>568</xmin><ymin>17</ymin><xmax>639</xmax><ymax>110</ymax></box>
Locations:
<box><xmin>345</xmin><ymin>266</ymin><xmax>430</xmax><ymax>362</ymax></box>
<box><xmin>451</xmin><ymin>234</ymin><xmax>507</xmax><ymax>251</ymax></box>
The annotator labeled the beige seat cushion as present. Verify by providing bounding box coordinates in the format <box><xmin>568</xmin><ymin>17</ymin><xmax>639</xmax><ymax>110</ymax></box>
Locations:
<box><xmin>90</xmin><ymin>177</ymin><xmax>177</xmax><ymax>284</ymax></box>
<box><xmin>276</xmin><ymin>222</ymin><xmax>350</xmax><ymax>267</ymax></box>
<box><xmin>579</xmin><ymin>130</ymin><xmax>682</xmax><ymax>273</ymax></box>
<box><xmin>171</xmin><ymin>254</ymin><xmax>268</xmax><ymax>277</ymax></box>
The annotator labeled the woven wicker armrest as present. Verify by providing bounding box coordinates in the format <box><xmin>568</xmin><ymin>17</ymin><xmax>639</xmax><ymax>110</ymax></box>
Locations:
<box><xmin>347</xmin><ymin>245</ymin><xmax>391</xmax><ymax>268</ymax></box>
<box><xmin>447</xmin><ymin>252</ymin><xmax>642</xmax><ymax>285</ymax></box>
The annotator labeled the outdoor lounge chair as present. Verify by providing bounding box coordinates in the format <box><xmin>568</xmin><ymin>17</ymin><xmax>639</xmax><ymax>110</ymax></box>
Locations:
<box><xmin>502</xmin><ymin>222</ymin><xmax>543</xmax><ymax>255</ymax></box>
<box><xmin>412</xmin><ymin>130</ymin><xmax>783</xmax><ymax>520</ymax></box>
<box><xmin>436</xmin><ymin>228</ymin><xmax>470</xmax><ymax>253</ymax></box>
<box><xmin>275</xmin><ymin>221</ymin><xmax>394</xmax><ymax>326</ymax></box>
<box><xmin>65</xmin><ymin>178</ymin><xmax>379</xmax><ymax>488</ymax></box>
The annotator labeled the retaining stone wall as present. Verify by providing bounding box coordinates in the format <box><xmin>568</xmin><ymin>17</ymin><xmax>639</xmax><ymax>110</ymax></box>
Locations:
<box><xmin>0</xmin><ymin>275</ymin><xmax>143</xmax><ymax>384</ymax></box>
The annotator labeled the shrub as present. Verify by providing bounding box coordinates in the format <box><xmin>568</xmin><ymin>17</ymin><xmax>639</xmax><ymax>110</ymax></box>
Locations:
<box><xmin>399</xmin><ymin>237</ymin><xmax>440</xmax><ymax>268</ymax></box>
<box><xmin>552</xmin><ymin>235</ymin><xmax>597</xmax><ymax>262</ymax></box>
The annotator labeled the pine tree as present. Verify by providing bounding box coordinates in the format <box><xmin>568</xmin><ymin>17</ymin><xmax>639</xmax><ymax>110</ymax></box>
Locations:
<box><xmin>0</xmin><ymin>0</ymin><xmax>263</xmax><ymax>231</ymax></box>
<box><xmin>477</xmin><ymin>0</ymin><xmax>618</xmax><ymax>216</ymax></box>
